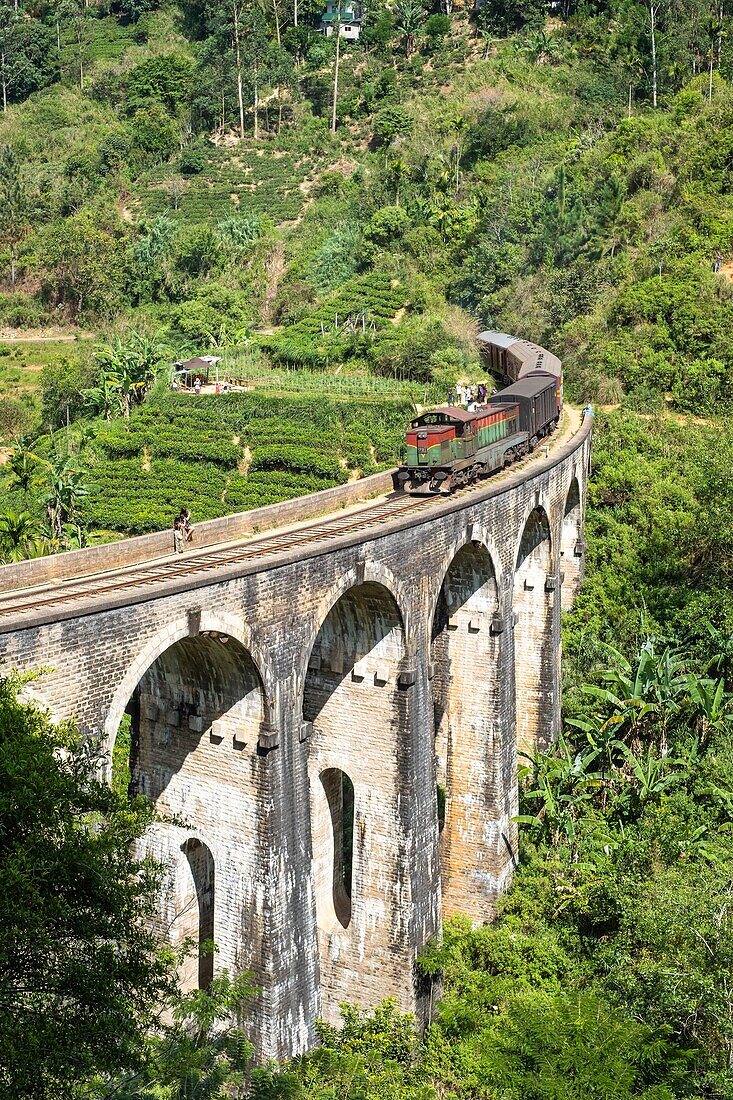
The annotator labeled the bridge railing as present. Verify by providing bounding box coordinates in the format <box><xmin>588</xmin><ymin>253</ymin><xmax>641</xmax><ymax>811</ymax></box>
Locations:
<box><xmin>0</xmin><ymin>469</ymin><xmax>397</xmax><ymax>594</ymax></box>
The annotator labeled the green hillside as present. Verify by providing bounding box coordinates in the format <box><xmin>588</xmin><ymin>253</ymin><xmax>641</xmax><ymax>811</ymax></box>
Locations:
<box><xmin>3</xmin><ymin>0</ymin><xmax>733</xmax><ymax>1097</ymax></box>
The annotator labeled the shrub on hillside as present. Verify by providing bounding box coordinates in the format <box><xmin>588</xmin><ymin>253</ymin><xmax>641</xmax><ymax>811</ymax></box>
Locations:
<box><xmin>364</xmin><ymin>206</ymin><xmax>411</xmax><ymax>246</ymax></box>
<box><xmin>179</xmin><ymin>143</ymin><xmax>208</xmax><ymax>175</ymax></box>
<box><xmin>172</xmin><ymin>283</ymin><xmax>250</xmax><ymax>344</ymax></box>
<box><xmin>0</xmin><ymin>293</ymin><xmax>48</xmax><ymax>329</ymax></box>
<box><xmin>127</xmin><ymin>104</ymin><xmax>179</xmax><ymax>166</ymax></box>
<box><xmin>373</xmin><ymin>104</ymin><xmax>413</xmax><ymax>146</ymax></box>
<box><xmin>124</xmin><ymin>54</ymin><xmax>194</xmax><ymax>115</ymax></box>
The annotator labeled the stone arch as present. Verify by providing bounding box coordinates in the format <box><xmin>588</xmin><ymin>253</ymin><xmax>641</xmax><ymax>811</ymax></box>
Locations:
<box><xmin>299</xmin><ymin>563</ymin><xmax>412</xmax><ymax>698</ymax></box>
<box><xmin>104</xmin><ymin>610</ymin><xmax>275</xmax><ymax>768</ymax></box>
<box><xmin>559</xmin><ymin>477</ymin><xmax>583</xmax><ymax>610</ymax></box>
<box><xmin>427</xmin><ymin>523</ymin><xmax>505</xmax><ymax>633</ymax></box>
<box><xmin>513</xmin><ymin>506</ymin><xmax>556</xmax><ymax>756</ymax></box>
<box><xmin>304</xmin><ymin>579</ymin><xmax>412</xmax><ymax>1024</ymax></box>
<box><xmin>431</xmin><ymin>538</ymin><xmax>509</xmax><ymax>920</ymax></box>
<box><xmin>112</xmin><ymin>621</ymin><xmax>271</xmax><ymax>992</ymax></box>
<box><xmin>178</xmin><ymin>838</ymin><xmax>216</xmax><ymax>992</ymax></box>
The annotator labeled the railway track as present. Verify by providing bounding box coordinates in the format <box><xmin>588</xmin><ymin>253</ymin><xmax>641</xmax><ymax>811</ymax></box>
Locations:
<box><xmin>0</xmin><ymin>490</ymin><xmax>436</xmax><ymax>623</ymax></box>
<box><xmin>0</xmin><ymin>406</ymin><xmax>583</xmax><ymax>627</ymax></box>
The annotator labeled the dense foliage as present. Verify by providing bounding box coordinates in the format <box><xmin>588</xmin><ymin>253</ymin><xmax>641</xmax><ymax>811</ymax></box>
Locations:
<box><xmin>0</xmin><ymin>677</ymin><xmax>172</xmax><ymax>1098</ymax></box>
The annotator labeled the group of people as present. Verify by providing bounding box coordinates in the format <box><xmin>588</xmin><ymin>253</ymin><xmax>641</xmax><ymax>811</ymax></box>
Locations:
<box><xmin>170</xmin><ymin>376</ymin><xmax>231</xmax><ymax>395</ymax></box>
<box><xmin>447</xmin><ymin>382</ymin><xmax>495</xmax><ymax>411</ymax></box>
<box><xmin>173</xmin><ymin>508</ymin><xmax>193</xmax><ymax>554</ymax></box>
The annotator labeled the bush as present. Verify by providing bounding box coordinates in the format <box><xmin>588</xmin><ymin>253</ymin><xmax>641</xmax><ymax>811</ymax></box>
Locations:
<box><xmin>41</xmin><ymin>357</ymin><xmax>99</xmax><ymax>429</ymax></box>
<box><xmin>373</xmin><ymin>105</ymin><xmax>413</xmax><ymax>146</ymax></box>
<box><xmin>364</xmin><ymin>206</ymin><xmax>411</xmax><ymax>246</ymax></box>
<box><xmin>172</xmin><ymin>283</ymin><xmax>250</xmax><ymax>344</ymax></box>
<box><xmin>0</xmin><ymin>397</ymin><xmax>37</xmax><ymax>441</ymax></box>
<box><xmin>179</xmin><ymin>144</ymin><xmax>207</xmax><ymax>175</ymax></box>
<box><xmin>424</xmin><ymin>14</ymin><xmax>451</xmax><ymax>41</ymax></box>
<box><xmin>125</xmin><ymin>54</ymin><xmax>194</xmax><ymax>115</ymax></box>
<box><xmin>128</xmin><ymin>104</ymin><xmax>179</xmax><ymax>165</ymax></box>
<box><xmin>250</xmin><ymin>445</ymin><xmax>348</xmax><ymax>482</ymax></box>
<box><xmin>0</xmin><ymin>293</ymin><xmax>47</xmax><ymax>329</ymax></box>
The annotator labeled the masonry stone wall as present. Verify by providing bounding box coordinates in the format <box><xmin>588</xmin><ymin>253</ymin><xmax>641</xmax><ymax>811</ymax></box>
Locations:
<box><xmin>0</xmin><ymin>417</ymin><xmax>592</xmax><ymax>1062</ymax></box>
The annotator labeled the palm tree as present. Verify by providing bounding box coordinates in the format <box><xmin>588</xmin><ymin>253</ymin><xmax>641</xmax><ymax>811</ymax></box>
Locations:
<box><xmin>393</xmin><ymin>0</ymin><xmax>425</xmax><ymax>58</ymax></box>
<box><xmin>0</xmin><ymin>510</ymin><xmax>46</xmax><ymax>562</ymax></box>
<box><xmin>6</xmin><ymin>438</ymin><xmax>42</xmax><ymax>495</ymax></box>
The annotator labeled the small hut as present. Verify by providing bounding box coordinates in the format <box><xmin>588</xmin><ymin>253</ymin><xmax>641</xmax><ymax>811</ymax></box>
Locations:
<box><xmin>173</xmin><ymin>355</ymin><xmax>223</xmax><ymax>389</ymax></box>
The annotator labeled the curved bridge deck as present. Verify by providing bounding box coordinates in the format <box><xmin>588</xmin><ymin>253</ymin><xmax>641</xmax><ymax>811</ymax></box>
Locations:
<box><xmin>0</xmin><ymin>407</ymin><xmax>585</xmax><ymax>632</ymax></box>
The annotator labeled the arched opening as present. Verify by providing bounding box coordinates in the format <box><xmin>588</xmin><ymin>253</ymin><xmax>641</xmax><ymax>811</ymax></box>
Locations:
<box><xmin>431</xmin><ymin>542</ymin><xmax>508</xmax><ymax>919</ymax></box>
<box><xmin>304</xmin><ymin>581</ymin><xmax>409</xmax><ymax>1021</ymax></box>
<box><xmin>110</xmin><ymin>630</ymin><xmax>267</xmax><ymax>989</ymax></box>
<box><xmin>319</xmin><ymin>768</ymin><xmax>355</xmax><ymax>928</ymax></box>
<box><xmin>513</xmin><ymin>508</ymin><xmax>555</xmax><ymax>756</ymax></box>
<box><xmin>179</xmin><ymin>839</ymin><xmax>215</xmax><ymax>992</ymax></box>
<box><xmin>560</xmin><ymin>479</ymin><xmax>583</xmax><ymax>610</ymax></box>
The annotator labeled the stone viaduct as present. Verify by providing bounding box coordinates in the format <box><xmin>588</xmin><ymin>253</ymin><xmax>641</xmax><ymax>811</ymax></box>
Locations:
<box><xmin>0</xmin><ymin>412</ymin><xmax>592</xmax><ymax>1061</ymax></box>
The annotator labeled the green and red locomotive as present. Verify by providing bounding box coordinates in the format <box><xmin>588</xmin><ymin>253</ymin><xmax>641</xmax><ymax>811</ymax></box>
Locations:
<box><xmin>398</xmin><ymin>334</ymin><xmax>562</xmax><ymax>495</ymax></box>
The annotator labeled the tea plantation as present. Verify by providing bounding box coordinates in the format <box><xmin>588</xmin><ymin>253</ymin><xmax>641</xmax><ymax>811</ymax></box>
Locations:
<box><xmin>139</xmin><ymin>146</ymin><xmax>322</xmax><ymax>225</ymax></box>
<box><xmin>81</xmin><ymin>389</ymin><xmax>411</xmax><ymax>533</ymax></box>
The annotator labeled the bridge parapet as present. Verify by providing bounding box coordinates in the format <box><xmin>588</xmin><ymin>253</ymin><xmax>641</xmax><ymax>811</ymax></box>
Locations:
<box><xmin>0</xmin><ymin>469</ymin><xmax>396</xmax><ymax>594</ymax></box>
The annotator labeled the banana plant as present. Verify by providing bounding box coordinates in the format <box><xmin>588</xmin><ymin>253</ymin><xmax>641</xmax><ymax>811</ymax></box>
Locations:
<box><xmin>614</xmin><ymin>743</ymin><xmax>681</xmax><ymax>813</ymax></box>
<box><xmin>518</xmin><ymin>733</ymin><xmax>600</xmax><ymax>858</ymax></box>
<box><xmin>581</xmin><ymin>640</ymin><xmax>687</xmax><ymax>755</ymax></box>
<box><xmin>6</xmin><ymin>438</ymin><xmax>43</xmax><ymax>495</ymax></box>
<box><xmin>684</xmin><ymin>673</ymin><xmax>731</xmax><ymax>746</ymax></box>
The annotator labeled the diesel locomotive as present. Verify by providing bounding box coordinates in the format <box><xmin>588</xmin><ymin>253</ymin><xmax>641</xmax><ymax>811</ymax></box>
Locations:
<box><xmin>397</xmin><ymin>332</ymin><xmax>562</xmax><ymax>495</ymax></box>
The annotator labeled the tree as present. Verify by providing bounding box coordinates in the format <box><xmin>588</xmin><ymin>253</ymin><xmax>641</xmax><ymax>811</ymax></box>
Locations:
<box><xmin>91</xmin><ymin>333</ymin><xmax>166</xmax><ymax>419</ymax></box>
<box><xmin>5</xmin><ymin>437</ymin><xmax>42</xmax><ymax>495</ymax></box>
<box><xmin>40</xmin><ymin>448</ymin><xmax>88</xmax><ymax>542</ymax></box>
<box><xmin>42</xmin><ymin>210</ymin><xmax>128</xmax><ymax>320</ymax></box>
<box><xmin>0</xmin><ymin>146</ymin><xmax>30</xmax><ymax>287</ymax></box>
<box><xmin>392</xmin><ymin>0</ymin><xmax>425</xmax><ymax>57</ymax></box>
<box><xmin>240</xmin><ymin>3</ymin><xmax>273</xmax><ymax>140</ymax></box>
<box><xmin>59</xmin><ymin>0</ymin><xmax>94</xmax><ymax>90</ymax></box>
<box><xmin>0</xmin><ymin>7</ymin><xmax>57</xmax><ymax>112</ymax></box>
<box><xmin>331</xmin><ymin>15</ymin><xmax>341</xmax><ymax>132</ymax></box>
<box><xmin>100</xmin><ymin>972</ymin><xmax>257</xmax><ymax>1099</ymax></box>
<box><xmin>0</xmin><ymin>510</ymin><xmax>46</xmax><ymax>562</ymax></box>
<box><xmin>476</xmin><ymin>0</ymin><xmax>545</xmax><ymax>37</ymax></box>
<box><xmin>0</xmin><ymin>677</ymin><xmax>175</xmax><ymax>1099</ymax></box>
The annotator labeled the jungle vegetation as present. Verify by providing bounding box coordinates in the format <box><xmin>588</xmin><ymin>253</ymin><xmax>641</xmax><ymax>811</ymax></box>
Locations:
<box><xmin>2</xmin><ymin>0</ymin><xmax>733</xmax><ymax>1096</ymax></box>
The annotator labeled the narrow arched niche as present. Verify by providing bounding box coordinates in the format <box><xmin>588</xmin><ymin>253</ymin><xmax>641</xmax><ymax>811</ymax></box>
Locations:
<box><xmin>179</xmin><ymin>838</ymin><xmax>215</xmax><ymax>992</ymax></box>
<box><xmin>319</xmin><ymin>768</ymin><xmax>355</xmax><ymax>928</ymax></box>
<box><xmin>513</xmin><ymin>508</ymin><xmax>553</xmax><ymax>756</ymax></box>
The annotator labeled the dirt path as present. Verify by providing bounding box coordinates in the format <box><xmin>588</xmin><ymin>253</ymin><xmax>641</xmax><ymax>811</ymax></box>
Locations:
<box><xmin>0</xmin><ymin>327</ymin><xmax>93</xmax><ymax>343</ymax></box>
<box><xmin>261</xmin><ymin>242</ymin><xmax>285</xmax><ymax>326</ymax></box>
